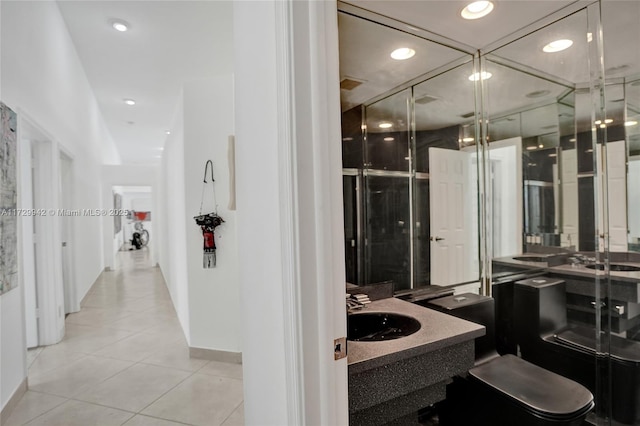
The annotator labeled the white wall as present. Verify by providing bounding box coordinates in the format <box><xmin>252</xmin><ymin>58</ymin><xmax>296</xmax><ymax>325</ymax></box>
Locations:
<box><xmin>0</xmin><ymin>288</ymin><xmax>26</xmax><ymax>410</ymax></box>
<box><xmin>156</xmin><ymin>76</ymin><xmax>240</xmax><ymax>353</ymax></box>
<box><xmin>157</xmin><ymin>99</ymin><xmax>190</xmax><ymax>342</ymax></box>
<box><xmin>183</xmin><ymin>77</ymin><xmax>240</xmax><ymax>352</ymax></box>
<box><xmin>1</xmin><ymin>1</ymin><xmax>121</xmax><ymax>411</ymax></box>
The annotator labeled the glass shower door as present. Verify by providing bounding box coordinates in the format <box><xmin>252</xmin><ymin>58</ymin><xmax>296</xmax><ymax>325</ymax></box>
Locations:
<box><xmin>363</xmin><ymin>89</ymin><xmax>412</xmax><ymax>291</ymax></box>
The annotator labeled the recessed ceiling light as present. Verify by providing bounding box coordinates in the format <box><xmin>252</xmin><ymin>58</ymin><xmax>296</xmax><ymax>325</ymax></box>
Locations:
<box><xmin>390</xmin><ymin>48</ymin><xmax>415</xmax><ymax>60</ymax></box>
<box><xmin>384</xmin><ymin>137</ymin><xmax>395</xmax><ymax>141</ymax></box>
<box><xmin>543</xmin><ymin>39</ymin><xmax>573</xmax><ymax>53</ymax></box>
<box><xmin>600</xmin><ymin>124</ymin><xmax>607</xmax><ymax>128</ymax></box>
<box><xmin>538</xmin><ymin>144</ymin><xmax>544</xmax><ymax>148</ymax></box>
<box><xmin>461</xmin><ymin>1</ymin><xmax>494</xmax><ymax>20</ymax></box>
<box><xmin>586</xmin><ymin>148</ymin><xmax>594</xmax><ymax>153</ymax></box>
<box><xmin>111</xmin><ymin>20</ymin><xmax>129</xmax><ymax>32</ymax></box>
<box><xmin>549</xmin><ymin>153</ymin><xmax>557</xmax><ymax>157</ymax></box>
<box><xmin>379</xmin><ymin>122</ymin><xmax>393</xmax><ymax>129</ymax></box>
<box><xmin>625</xmin><ymin>120</ymin><xmax>638</xmax><ymax>127</ymax></box>
<box><xmin>462</xmin><ymin>137</ymin><xmax>475</xmax><ymax>142</ymax></box>
<box><xmin>124</xmin><ymin>98</ymin><xmax>136</xmax><ymax>106</ymax></box>
<box><xmin>526</xmin><ymin>146</ymin><xmax>538</xmax><ymax>151</ymax></box>
<box><xmin>569</xmin><ymin>138</ymin><xmax>577</xmax><ymax>142</ymax></box>
<box><xmin>342</xmin><ymin>137</ymin><xmax>353</xmax><ymax>141</ymax></box>
<box><xmin>165</xmin><ymin>130</ymin><xmax>171</xmax><ymax>135</ymax></box>
<box><xmin>468</xmin><ymin>71</ymin><xmax>492</xmax><ymax>81</ymax></box>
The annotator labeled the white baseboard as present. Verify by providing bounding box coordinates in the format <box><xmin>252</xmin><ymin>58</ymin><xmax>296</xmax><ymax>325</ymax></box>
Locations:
<box><xmin>189</xmin><ymin>347</ymin><xmax>242</xmax><ymax>364</ymax></box>
<box><xmin>0</xmin><ymin>377</ymin><xmax>27</xmax><ymax>424</ymax></box>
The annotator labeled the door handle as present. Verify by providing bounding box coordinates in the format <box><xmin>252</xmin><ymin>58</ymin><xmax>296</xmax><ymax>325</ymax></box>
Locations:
<box><xmin>430</xmin><ymin>236</ymin><xmax>445</xmax><ymax>242</ymax></box>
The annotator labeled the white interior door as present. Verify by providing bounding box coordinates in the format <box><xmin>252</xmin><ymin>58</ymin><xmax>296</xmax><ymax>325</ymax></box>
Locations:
<box><xmin>487</xmin><ymin>137</ymin><xmax>523</xmax><ymax>257</ymax></box>
<box><xmin>20</xmin><ymin>138</ymin><xmax>38</xmax><ymax>348</ymax></box>
<box><xmin>32</xmin><ymin>140</ymin><xmax>65</xmax><ymax>345</ymax></box>
<box><xmin>429</xmin><ymin>147</ymin><xmax>474</xmax><ymax>286</ymax></box>
<box><xmin>561</xmin><ymin>149</ymin><xmax>579</xmax><ymax>249</ymax></box>
<box><xmin>604</xmin><ymin>141</ymin><xmax>628</xmax><ymax>252</ymax></box>
<box><xmin>59</xmin><ymin>152</ymin><xmax>78</xmax><ymax>314</ymax></box>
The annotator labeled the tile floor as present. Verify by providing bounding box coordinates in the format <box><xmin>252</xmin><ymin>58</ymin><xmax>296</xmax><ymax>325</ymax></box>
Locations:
<box><xmin>5</xmin><ymin>249</ymin><xmax>244</xmax><ymax>426</ymax></box>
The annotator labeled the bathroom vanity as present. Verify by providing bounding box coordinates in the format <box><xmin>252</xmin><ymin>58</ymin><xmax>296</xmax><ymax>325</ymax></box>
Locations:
<box><xmin>492</xmin><ymin>253</ymin><xmax>640</xmax><ymax>335</ymax></box>
<box><xmin>347</xmin><ymin>297</ymin><xmax>484</xmax><ymax>426</ymax></box>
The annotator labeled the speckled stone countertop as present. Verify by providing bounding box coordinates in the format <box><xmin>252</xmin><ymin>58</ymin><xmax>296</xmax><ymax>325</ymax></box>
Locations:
<box><xmin>347</xmin><ymin>297</ymin><xmax>485</xmax><ymax>373</ymax></box>
<box><xmin>492</xmin><ymin>254</ymin><xmax>555</xmax><ymax>270</ymax></box>
<box><xmin>548</xmin><ymin>263</ymin><xmax>640</xmax><ymax>283</ymax></box>
<box><xmin>492</xmin><ymin>253</ymin><xmax>640</xmax><ymax>283</ymax></box>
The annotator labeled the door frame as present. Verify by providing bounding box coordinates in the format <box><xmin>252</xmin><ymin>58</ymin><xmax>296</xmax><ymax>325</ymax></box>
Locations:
<box><xmin>59</xmin><ymin>150</ymin><xmax>79</xmax><ymax>314</ymax></box>
<box><xmin>234</xmin><ymin>1</ymin><xmax>347</xmax><ymax>424</ymax></box>
<box><xmin>19</xmin><ymin>111</ymin><xmax>67</xmax><ymax>346</ymax></box>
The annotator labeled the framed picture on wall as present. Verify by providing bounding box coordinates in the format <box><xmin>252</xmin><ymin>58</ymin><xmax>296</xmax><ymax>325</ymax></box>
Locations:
<box><xmin>0</xmin><ymin>102</ymin><xmax>18</xmax><ymax>294</ymax></box>
<box><xmin>114</xmin><ymin>192</ymin><xmax>122</xmax><ymax>235</ymax></box>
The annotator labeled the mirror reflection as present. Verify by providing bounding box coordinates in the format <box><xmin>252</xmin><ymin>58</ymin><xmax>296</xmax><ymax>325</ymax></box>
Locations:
<box><xmin>339</xmin><ymin>11</ymin><xmax>479</xmax><ymax>293</ymax></box>
<box><xmin>340</xmin><ymin>2</ymin><xmax>640</xmax><ymax>278</ymax></box>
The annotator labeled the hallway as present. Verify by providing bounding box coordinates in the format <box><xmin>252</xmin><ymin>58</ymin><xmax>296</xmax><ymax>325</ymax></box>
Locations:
<box><xmin>4</xmin><ymin>250</ymin><xmax>244</xmax><ymax>426</ymax></box>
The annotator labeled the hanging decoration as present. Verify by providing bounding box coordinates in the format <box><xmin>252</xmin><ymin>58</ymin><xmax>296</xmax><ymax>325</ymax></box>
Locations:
<box><xmin>194</xmin><ymin>160</ymin><xmax>224</xmax><ymax>268</ymax></box>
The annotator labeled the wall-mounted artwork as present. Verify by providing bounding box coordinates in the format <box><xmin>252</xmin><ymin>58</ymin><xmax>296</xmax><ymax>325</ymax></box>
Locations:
<box><xmin>0</xmin><ymin>103</ymin><xmax>18</xmax><ymax>295</ymax></box>
<box><xmin>114</xmin><ymin>192</ymin><xmax>122</xmax><ymax>235</ymax></box>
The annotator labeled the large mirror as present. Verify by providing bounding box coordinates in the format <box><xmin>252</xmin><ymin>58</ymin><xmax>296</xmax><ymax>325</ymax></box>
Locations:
<box><xmin>339</xmin><ymin>3</ymin><xmax>640</xmax><ymax>425</ymax></box>
<box><xmin>338</xmin><ymin>10</ymin><xmax>480</xmax><ymax>294</ymax></box>
<box><xmin>627</xmin><ymin>75</ymin><xmax>640</xmax><ymax>252</ymax></box>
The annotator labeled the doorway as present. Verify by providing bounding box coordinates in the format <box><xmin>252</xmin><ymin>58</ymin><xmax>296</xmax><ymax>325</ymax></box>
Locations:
<box><xmin>20</xmin><ymin>116</ymin><xmax>75</xmax><ymax>347</ymax></box>
<box><xmin>59</xmin><ymin>151</ymin><xmax>77</xmax><ymax>315</ymax></box>
<box><xmin>112</xmin><ymin>186</ymin><xmax>153</xmax><ymax>264</ymax></box>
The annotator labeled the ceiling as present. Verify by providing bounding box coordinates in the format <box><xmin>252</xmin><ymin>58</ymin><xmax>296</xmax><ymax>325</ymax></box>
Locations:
<box><xmin>56</xmin><ymin>1</ymin><xmax>232</xmax><ymax>165</ymax></box>
<box><xmin>342</xmin><ymin>1</ymin><xmax>584</xmax><ymax>51</ymax></box>
<box><xmin>54</xmin><ymin>1</ymin><xmax>639</xmax><ymax>163</ymax></box>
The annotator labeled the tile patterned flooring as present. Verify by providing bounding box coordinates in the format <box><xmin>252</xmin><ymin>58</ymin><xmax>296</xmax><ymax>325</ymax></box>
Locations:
<box><xmin>6</xmin><ymin>250</ymin><xmax>244</xmax><ymax>426</ymax></box>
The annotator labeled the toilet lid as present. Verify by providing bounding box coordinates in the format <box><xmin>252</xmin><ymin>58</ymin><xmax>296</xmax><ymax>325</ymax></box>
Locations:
<box><xmin>469</xmin><ymin>355</ymin><xmax>594</xmax><ymax>419</ymax></box>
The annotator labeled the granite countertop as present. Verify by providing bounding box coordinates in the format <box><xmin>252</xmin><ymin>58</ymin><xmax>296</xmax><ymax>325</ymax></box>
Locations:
<box><xmin>347</xmin><ymin>297</ymin><xmax>485</xmax><ymax>373</ymax></box>
<box><xmin>548</xmin><ymin>263</ymin><xmax>640</xmax><ymax>283</ymax></box>
<box><xmin>492</xmin><ymin>254</ymin><xmax>555</xmax><ymax>269</ymax></box>
<box><xmin>492</xmin><ymin>253</ymin><xmax>640</xmax><ymax>283</ymax></box>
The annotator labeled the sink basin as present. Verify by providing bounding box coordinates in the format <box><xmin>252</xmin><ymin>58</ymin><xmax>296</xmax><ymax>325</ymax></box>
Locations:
<box><xmin>584</xmin><ymin>263</ymin><xmax>640</xmax><ymax>272</ymax></box>
<box><xmin>348</xmin><ymin>312</ymin><xmax>421</xmax><ymax>342</ymax></box>
<box><xmin>512</xmin><ymin>256</ymin><xmax>550</xmax><ymax>262</ymax></box>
